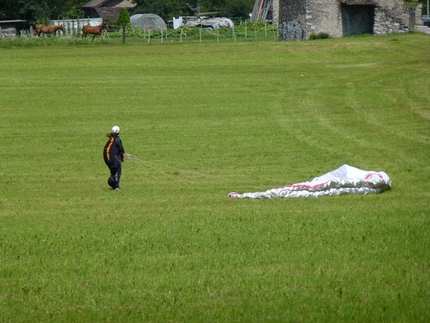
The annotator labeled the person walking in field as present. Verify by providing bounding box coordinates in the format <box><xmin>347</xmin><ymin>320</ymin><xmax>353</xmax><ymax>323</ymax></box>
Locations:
<box><xmin>103</xmin><ymin>126</ymin><xmax>125</xmax><ymax>190</ymax></box>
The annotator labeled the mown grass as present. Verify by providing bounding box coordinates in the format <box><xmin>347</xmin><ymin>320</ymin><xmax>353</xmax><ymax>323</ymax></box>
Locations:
<box><xmin>0</xmin><ymin>33</ymin><xmax>429</xmax><ymax>322</ymax></box>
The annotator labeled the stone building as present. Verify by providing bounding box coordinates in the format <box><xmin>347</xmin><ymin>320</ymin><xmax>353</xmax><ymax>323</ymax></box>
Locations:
<box><xmin>276</xmin><ymin>0</ymin><xmax>421</xmax><ymax>40</ymax></box>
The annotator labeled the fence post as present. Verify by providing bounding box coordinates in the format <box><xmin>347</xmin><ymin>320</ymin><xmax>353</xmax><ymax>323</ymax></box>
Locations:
<box><xmin>245</xmin><ymin>20</ymin><xmax>247</xmax><ymax>38</ymax></box>
<box><xmin>233</xmin><ymin>25</ymin><xmax>236</xmax><ymax>43</ymax></box>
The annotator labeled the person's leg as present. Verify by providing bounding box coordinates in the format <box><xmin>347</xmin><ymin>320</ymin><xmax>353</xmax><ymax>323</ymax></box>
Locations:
<box><xmin>109</xmin><ymin>165</ymin><xmax>121</xmax><ymax>190</ymax></box>
<box><xmin>108</xmin><ymin>176</ymin><xmax>115</xmax><ymax>188</ymax></box>
<box><xmin>107</xmin><ymin>165</ymin><xmax>115</xmax><ymax>188</ymax></box>
<box><xmin>108</xmin><ymin>166</ymin><xmax>120</xmax><ymax>189</ymax></box>
<box><xmin>115</xmin><ymin>165</ymin><xmax>122</xmax><ymax>189</ymax></box>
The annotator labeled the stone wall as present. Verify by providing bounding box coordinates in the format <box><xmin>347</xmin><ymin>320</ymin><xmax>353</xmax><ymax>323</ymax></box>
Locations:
<box><xmin>373</xmin><ymin>2</ymin><xmax>415</xmax><ymax>35</ymax></box>
<box><xmin>306</xmin><ymin>0</ymin><xmax>344</xmax><ymax>38</ymax></box>
<box><xmin>278</xmin><ymin>0</ymin><xmax>416</xmax><ymax>40</ymax></box>
<box><xmin>278</xmin><ymin>0</ymin><xmax>306</xmax><ymax>40</ymax></box>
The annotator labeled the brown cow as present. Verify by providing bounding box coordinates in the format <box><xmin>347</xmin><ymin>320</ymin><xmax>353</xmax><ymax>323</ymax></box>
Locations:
<box><xmin>82</xmin><ymin>24</ymin><xmax>109</xmax><ymax>42</ymax></box>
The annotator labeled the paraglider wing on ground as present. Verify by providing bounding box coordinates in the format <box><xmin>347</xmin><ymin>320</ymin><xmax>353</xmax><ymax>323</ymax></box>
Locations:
<box><xmin>228</xmin><ymin>164</ymin><xmax>391</xmax><ymax>199</ymax></box>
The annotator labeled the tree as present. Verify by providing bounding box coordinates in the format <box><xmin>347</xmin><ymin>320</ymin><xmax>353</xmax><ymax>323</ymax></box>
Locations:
<box><xmin>0</xmin><ymin>0</ymin><xmax>255</xmax><ymax>28</ymax></box>
<box><xmin>130</xmin><ymin>0</ymin><xmax>254</xmax><ymax>22</ymax></box>
<box><xmin>219</xmin><ymin>0</ymin><xmax>254</xmax><ymax>20</ymax></box>
<box><xmin>0</xmin><ymin>0</ymin><xmax>87</xmax><ymax>24</ymax></box>
<box><xmin>117</xmin><ymin>8</ymin><xmax>130</xmax><ymax>44</ymax></box>
<box><xmin>131</xmin><ymin>0</ymin><xmax>194</xmax><ymax>22</ymax></box>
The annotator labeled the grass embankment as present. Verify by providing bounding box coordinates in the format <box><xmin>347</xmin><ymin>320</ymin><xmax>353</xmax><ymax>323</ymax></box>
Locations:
<box><xmin>0</xmin><ymin>33</ymin><xmax>429</xmax><ymax>322</ymax></box>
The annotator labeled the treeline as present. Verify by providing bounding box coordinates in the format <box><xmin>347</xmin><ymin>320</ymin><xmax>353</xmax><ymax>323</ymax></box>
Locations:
<box><xmin>0</xmin><ymin>0</ymin><xmax>255</xmax><ymax>25</ymax></box>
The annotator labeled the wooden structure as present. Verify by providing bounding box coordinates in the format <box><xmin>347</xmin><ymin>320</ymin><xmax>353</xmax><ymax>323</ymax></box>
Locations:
<box><xmin>251</xmin><ymin>0</ymin><xmax>274</xmax><ymax>22</ymax></box>
<box><xmin>80</xmin><ymin>0</ymin><xmax>136</xmax><ymax>22</ymax></box>
<box><xmin>0</xmin><ymin>20</ymin><xmax>26</xmax><ymax>39</ymax></box>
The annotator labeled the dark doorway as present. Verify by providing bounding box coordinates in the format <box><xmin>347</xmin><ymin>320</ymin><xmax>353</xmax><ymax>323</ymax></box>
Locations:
<box><xmin>341</xmin><ymin>5</ymin><xmax>374</xmax><ymax>36</ymax></box>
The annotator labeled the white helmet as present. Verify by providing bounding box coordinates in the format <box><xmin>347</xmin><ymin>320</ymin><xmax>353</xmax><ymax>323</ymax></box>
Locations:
<box><xmin>111</xmin><ymin>125</ymin><xmax>120</xmax><ymax>134</ymax></box>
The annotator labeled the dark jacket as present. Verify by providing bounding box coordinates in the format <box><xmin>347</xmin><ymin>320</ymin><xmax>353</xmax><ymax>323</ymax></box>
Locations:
<box><xmin>103</xmin><ymin>133</ymin><xmax>125</xmax><ymax>168</ymax></box>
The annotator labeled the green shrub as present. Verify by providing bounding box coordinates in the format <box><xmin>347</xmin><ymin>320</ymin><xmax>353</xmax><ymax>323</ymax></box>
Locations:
<box><xmin>309</xmin><ymin>32</ymin><xmax>331</xmax><ymax>40</ymax></box>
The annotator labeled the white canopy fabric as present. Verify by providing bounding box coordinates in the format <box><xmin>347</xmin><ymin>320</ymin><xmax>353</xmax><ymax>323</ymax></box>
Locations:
<box><xmin>228</xmin><ymin>164</ymin><xmax>391</xmax><ymax>199</ymax></box>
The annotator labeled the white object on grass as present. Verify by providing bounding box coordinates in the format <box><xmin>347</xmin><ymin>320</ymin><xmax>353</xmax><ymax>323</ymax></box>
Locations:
<box><xmin>228</xmin><ymin>164</ymin><xmax>391</xmax><ymax>199</ymax></box>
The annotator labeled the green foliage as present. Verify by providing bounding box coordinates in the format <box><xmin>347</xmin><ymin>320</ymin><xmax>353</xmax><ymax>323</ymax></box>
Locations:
<box><xmin>420</xmin><ymin>0</ymin><xmax>428</xmax><ymax>15</ymax></box>
<box><xmin>131</xmin><ymin>0</ymin><xmax>194</xmax><ymax>21</ymax></box>
<box><xmin>0</xmin><ymin>35</ymin><xmax>67</xmax><ymax>47</ymax></box>
<box><xmin>309</xmin><ymin>32</ymin><xmax>331</xmax><ymax>40</ymax></box>
<box><xmin>117</xmin><ymin>8</ymin><xmax>131</xmax><ymax>43</ymax></box>
<box><xmin>1</xmin><ymin>0</ymin><xmax>254</xmax><ymax>25</ymax></box>
<box><xmin>130</xmin><ymin>0</ymin><xmax>255</xmax><ymax>22</ymax></box>
<box><xmin>219</xmin><ymin>0</ymin><xmax>254</xmax><ymax>19</ymax></box>
<box><xmin>62</xmin><ymin>7</ymin><xmax>85</xmax><ymax>19</ymax></box>
<box><xmin>116</xmin><ymin>8</ymin><xmax>130</xmax><ymax>25</ymax></box>
<box><xmin>0</xmin><ymin>0</ymin><xmax>88</xmax><ymax>23</ymax></box>
<box><xmin>403</xmin><ymin>0</ymin><xmax>420</xmax><ymax>8</ymax></box>
<box><xmin>20</xmin><ymin>0</ymin><xmax>51</xmax><ymax>24</ymax></box>
<box><xmin>103</xmin><ymin>21</ymin><xmax>277</xmax><ymax>42</ymax></box>
<box><xmin>1</xmin><ymin>33</ymin><xmax>429</xmax><ymax>322</ymax></box>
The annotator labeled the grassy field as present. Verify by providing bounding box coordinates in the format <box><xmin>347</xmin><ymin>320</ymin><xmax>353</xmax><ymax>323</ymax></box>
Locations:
<box><xmin>1</xmin><ymin>33</ymin><xmax>429</xmax><ymax>322</ymax></box>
